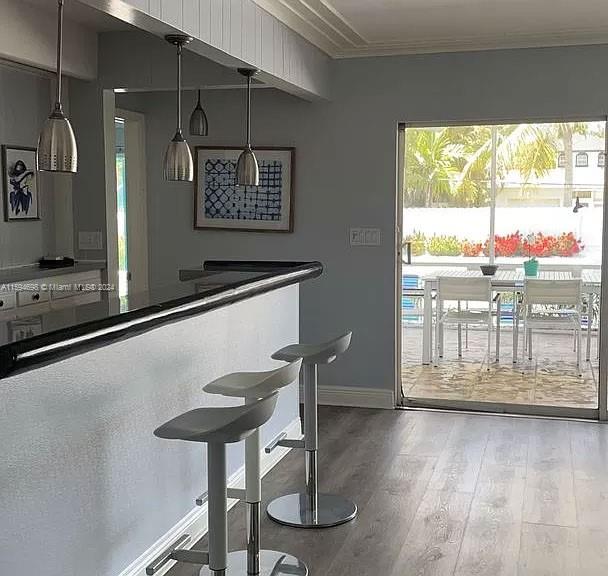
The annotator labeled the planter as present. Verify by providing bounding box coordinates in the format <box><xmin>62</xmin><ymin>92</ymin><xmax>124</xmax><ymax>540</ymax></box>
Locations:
<box><xmin>524</xmin><ymin>259</ymin><xmax>539</xmax><ymax>276</ymax></box>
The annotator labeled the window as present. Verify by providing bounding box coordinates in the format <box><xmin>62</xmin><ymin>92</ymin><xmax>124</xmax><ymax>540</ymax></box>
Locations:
<box><xmin>599</xmin><ymin>152</ymin><xmax>606</xmax><ymax>168</ymax></box>
<box><xmin>403</xmin><ymin>121</ymin><xmax>605</xmax><ymax>267</ymax></box>
<box><xmin>558</xmin><ymin>152</ymin><xmax>566</xmax><ymax>168</ymax></box>
<box><xmin>576</xmin><ymin>152</ymin><xmax>589</xmax><ymax>167</ymax></box>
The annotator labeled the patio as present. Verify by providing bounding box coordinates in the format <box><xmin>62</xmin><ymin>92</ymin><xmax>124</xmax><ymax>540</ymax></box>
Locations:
<box><xmin>402</xmin><ymin>325</ymin><xmax>599</xmax><ymax>408</ymax></box>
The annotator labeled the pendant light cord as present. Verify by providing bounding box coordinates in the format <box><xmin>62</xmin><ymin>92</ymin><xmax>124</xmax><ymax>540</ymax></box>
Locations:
<box><xmin>197</xmin><ymin>88</ymin><xmax>202</xmax><ymax>106</ymax></box>
<box><xmin>55</xmin><ymin>0</ymin><xmax>64</xmax><ymax>108</ymax></box>
<box><xmin>176</xmin><ymin>42</ymin><xmax>182</xmax><ymax>133</ymax></box>
<box><xmin>246</xmin><ymin>75</ymin><xmax>251</xmax><ymax>147</ymax></box>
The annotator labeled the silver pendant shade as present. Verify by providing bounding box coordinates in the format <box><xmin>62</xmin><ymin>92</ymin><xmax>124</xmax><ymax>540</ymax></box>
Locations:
<box><xmin>189</xmin><ymin>89</ymin><xmax>208</xmax><ymax>136</ymax></box>
<box><xmin>37</xmin><ymin>0</ymin><xmax>77</xmax><ymax>173</ymax></box>
<box><xmin>236</xmin><ymin>68</ymin><xmax>259</xmax><ymax>187</ymax></box>
<box><xmin>164</xmin><ymin>35</ymin><xmax>194</xmax><ymax>182</ymax></box>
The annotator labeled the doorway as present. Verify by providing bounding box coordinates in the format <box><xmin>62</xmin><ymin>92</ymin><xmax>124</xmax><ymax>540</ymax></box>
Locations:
<box><xmin>397</xmin><ymin>119</ymin><xmax>608</xmax><ymax>419</ymax></box>
<box><xmin>111</xmin><ymin>109</ymin><xmax>149</xmax><ymax>300</ymax></box>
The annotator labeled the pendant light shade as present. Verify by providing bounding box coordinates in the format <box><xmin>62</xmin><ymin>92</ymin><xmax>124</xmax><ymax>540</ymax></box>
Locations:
<box><xmin>37</xmin><ymin>0</ymin><xmax>77</xmax><ymax>173</ymax></box>
<box><xmin>236</xmin><ymin>68</ymin><xmax>259</xmax><ymax>186</ymax></box>
<box><xmin>164</xmin><ymin>131</ymin><xmax>193</xmax><ymax>181</ymax></box>
<box><xmin>189</xmin><ymin>90</ymin><xmax>208</xmax><ymax>136</ymax></box>
<box><xmin>164</xmin><ymin>35</ymin><xmax>193</xmax><ymax>182</ymax></box>
<box><xmin>236</xmin><ymin>146</ymin><xmax>259</xmax><ymax>185</ymax></box>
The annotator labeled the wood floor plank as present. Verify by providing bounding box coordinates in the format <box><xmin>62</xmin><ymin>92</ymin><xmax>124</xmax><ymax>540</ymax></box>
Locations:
<box><xmin>428</xmin><ymin>415</ymin><xmax>490</xmax><ymax>493</ymax></box>
<box><xmin>399</xmin><ymin>411</ymin><xmax>457</xmax><ymax>457</ymax></box>
<box><xmin>518</xmin><ymin>523</ymin><xmax>579</xmax><ymax>575</ymax></box>
<box><xmin>578</xmin><ymin>528</ymin><xmax>608</xmax><ymax>575</ymax></box>
<box><xmin>454</xmin><ymin>465</ymin><xmax>526</xmax><ymax>576</ymax></box>
<box><xmin>569</xmin><ymin>421</ymin><xmax>608</xmax><ymax>481</ymax></box>
<box><xmin>481</xmin><ymin>416</ymin><xmax>531</xmax><ymax>471</ymax></box>
<box><xmin>324</xmin><ymin>454</ymin><xmax>436</xmax><ymax>576</ymax></box>
<box><xmin>572</xmin><ymin>478</ymin><xmax>608</xmax><ymax>530</ymax></box>
<box><xmin>389</xmin><ymin>489</ymin><xmax>473</xmax><ymax>576</ymax></box>
<box><xmin>523</xmin><ymin>420</ymin><xmax>577</xmax><ymax>527</ymax></box>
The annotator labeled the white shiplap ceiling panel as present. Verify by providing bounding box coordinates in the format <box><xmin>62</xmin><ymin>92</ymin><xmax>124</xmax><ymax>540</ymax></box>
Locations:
<box><xmin>253</xmin><ymin>0</ymin><xmax>608</xmax><ymax>57</ymax></box>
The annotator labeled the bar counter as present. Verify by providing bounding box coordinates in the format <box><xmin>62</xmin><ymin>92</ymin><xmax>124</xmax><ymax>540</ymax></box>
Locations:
<box><xmin>0</xmin><ymin>260</ymin><xmax>322</xmax><ymax>378</ymax></box>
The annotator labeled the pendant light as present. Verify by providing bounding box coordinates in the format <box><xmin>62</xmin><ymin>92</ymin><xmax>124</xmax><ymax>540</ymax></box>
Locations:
<box><xmin>164</xmin><ymin>34</ymin><xmax>194</xmax><ymax>182</ymax></box>
<box><xmin>236</xmin><ymin>68</ymin><xmax>259</xmax><ymax>186</ymax></box>
<box><xmin>189</xmin><ymin>89</ymin><xmax>208</xmax><ymax>136</ymax></box>
<box><xmin>37</xmin><ymin>0</ymin><xmax>77</xmax><ymax>173</ymax></box>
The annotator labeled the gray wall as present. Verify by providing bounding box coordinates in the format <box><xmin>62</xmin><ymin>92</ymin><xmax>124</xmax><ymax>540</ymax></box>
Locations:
<box><xmin>70</xmin><ymin>76</ymin><xmax>108</xmax><ymax>262</ymax></box>
<box><xmin>0</xmin><ymin>64</ymin><xmax>56</xmax><ymax>267</ymax></box>
<box><xmin>0</xmin><ymin>286</ymin><xmax>299</xmax><ymax>576</ymax></box>
<box><xmin>119</xmin><ymin>43</ymin><xmax>608</xmax><ymax>396</ymax></box>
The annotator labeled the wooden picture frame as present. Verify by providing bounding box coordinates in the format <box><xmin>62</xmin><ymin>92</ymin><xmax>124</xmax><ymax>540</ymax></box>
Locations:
<box><xmin>2</xmin><ymin>145</ymin><xmax>40</xmax><ymax>221</ymax></box>
<box><xmin>194</xmin><ymin>146</ymin><xmax>295</xmax><ymax>232</ymax></box>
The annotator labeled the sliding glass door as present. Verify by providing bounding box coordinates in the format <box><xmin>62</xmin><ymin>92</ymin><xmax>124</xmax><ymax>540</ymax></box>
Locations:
<box><xmin>398</xmin><ymin>119</ymin><xmax>607</xmax><ymax>418</ymax></box>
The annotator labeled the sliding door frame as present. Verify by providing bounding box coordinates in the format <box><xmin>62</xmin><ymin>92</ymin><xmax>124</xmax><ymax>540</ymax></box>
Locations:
<box><xmin>396</xmin><ymin>115</ymin><xmax>608</xmax><ymax>420</ymax></box>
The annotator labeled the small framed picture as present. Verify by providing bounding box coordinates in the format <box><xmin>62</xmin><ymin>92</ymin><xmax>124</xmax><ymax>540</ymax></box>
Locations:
<box><xmin>10</xmin><ymin>316</ymin><xmax>43</xmax><ymax>342</ymax></box>
<box><xmin>194</xmin><ymin>146</ymin><xmax>294</xmax><ymax>232</ymax></box>
<box><xmin>2</xmin><ymin>145</ymin><xmax>40</xmax><ymax>221</ymax></box>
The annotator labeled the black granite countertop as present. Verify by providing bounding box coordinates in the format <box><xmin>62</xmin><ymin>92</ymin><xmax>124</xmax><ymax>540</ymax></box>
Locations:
<box><xmin>0</xmin><ymin>260</ymin><xmax>322</xmax><ymax>378</ymax></box>
<box><xmin>0</xmin><ymin>261</ymin><xmax>105</xmax><ymax>284</ymax></box>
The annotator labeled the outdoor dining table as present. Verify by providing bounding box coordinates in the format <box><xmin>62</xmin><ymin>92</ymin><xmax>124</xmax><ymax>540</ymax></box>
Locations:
<box><xmin>420</xmin><ymin>268</ymin><xmax>600</xmax><ymax>365</ymax></box>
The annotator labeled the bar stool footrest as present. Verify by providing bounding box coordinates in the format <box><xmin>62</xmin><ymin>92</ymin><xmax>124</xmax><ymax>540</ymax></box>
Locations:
<box><xmin>145</xmin><ymin>534</ymin><xmax>193</xmax><ymax>575</ymax></box>
<box><xmin>267</xmin><ymin>492</ymin><xmax>357</xmax><ymax>529</ymax></box>
<box><xmin>199</xmin><ymin>549</ymin><xmax>308</xmax><ymax>576</ymax></box>
<box><xmin>227</xmin><ymin>487</ymin><xmax>246</xmax><ymax>501</ymax></box>
<box><xmin>171</xmin><ymin>549</ymin><xmax>210</xmax><ymax>565</ymax></box>
<box><xmin>277</xmin><ymin>439</ymin><xmax>305</xmax><ymax>449</ymax></box>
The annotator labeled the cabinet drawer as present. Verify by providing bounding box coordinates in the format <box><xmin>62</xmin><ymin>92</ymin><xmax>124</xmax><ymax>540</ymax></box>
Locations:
<box><xmin>50</xmin><ymin>274</ymin><xmax>101</xmax><ymax>300</ymax></box>
<box><xmin>17</xmin><ymin>289</ymin><xmax>49</xmax><ymax>307</ymax></box>
<box><xmin>0</xmin><ymin>292</ymin><xmax>16</xmax><ymax>311</ymax></box>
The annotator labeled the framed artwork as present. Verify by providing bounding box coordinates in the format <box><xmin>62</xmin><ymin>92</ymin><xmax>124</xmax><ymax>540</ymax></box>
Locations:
<box><xmin>194</xmin><ymin>146</ymin><xmax>294</xmax><ymax>232</ymax></box>
<box><xmin>2</xmin><ymin>145</ymin><xmax>39</xmax><ymax>221</ymax></box>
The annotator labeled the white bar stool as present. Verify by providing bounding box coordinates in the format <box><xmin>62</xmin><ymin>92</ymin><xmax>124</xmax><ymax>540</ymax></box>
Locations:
<box><xmin>266</xmin><ymin>332</ymin><xmax>357</xmax><ymax>529</ymax></box>
<box><xmin>147</xmin><ymin>393</ymin><xmax>279</xmax><ymax>576</ymax></box>
<box><xmin>202</xmin><ymin>360</ymin><xmax>308</xmax><ymax>576</ymax></box>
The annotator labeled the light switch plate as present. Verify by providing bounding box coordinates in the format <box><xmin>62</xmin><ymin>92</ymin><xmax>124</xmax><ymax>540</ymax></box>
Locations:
<box><xmin>350</xmin><ymin>227</ymin><xmax>381</xmax><ymax>246</ymax></box>
<box><xmin>78</xmin><ymin>231</ymin><xmax>103</xmax><ymax>250</ymax></box>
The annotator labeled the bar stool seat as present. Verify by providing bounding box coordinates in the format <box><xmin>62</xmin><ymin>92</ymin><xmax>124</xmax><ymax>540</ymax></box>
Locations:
<box><xmin>271</xmin><ymin>332</ymin><xmax>352</xmax><ymax>365</ymax></box>
<box><xmin>205</xmin><ymin>360</ymin><xmax>302</xmax><ymax>399</ymax></box>
<box><xmin>151</xmin><ymin>394</ymin><xmax>278</xmax><ymax>576</ymax></box>
<box><xmin>266</xmin><ymin>332</ymin><xmax>357</xmax><ymax>529</ymax></box>
<box><xmin>202</xmin><ymin>360</ymin><xmax>308</xmax><ymax>576</ymax></box>
<box><xmin>154</xmin><ymin>403</ymin><xmax>273</xmax><ymax>443</ymax></box>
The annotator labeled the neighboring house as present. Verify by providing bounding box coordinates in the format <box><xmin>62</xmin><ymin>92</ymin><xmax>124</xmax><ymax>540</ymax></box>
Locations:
<box><xmin>499</xmin><ymin>133</ymin><xmax>605</xmax><ymax>207</ymax></box>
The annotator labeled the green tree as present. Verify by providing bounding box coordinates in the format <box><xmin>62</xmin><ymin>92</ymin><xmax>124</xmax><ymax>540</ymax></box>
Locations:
<box><xmin>554</xmin><ymin>123</ymin><xmax>589</xmax><ymax>206</ymax></box>
<box><xmin>404</xmin><ymin>128</ymin><xmax>462</xmax><ymax>207</ymax></box>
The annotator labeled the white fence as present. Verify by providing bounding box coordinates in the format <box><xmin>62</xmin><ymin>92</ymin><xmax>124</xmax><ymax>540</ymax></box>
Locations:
<box><xmin>404</xmin><ymin>206</ymin><xmax>603</xmax><ymax>265</ymax></box>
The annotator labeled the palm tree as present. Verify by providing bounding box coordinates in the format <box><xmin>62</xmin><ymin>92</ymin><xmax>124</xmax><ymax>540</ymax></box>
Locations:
<box><xmin>404</xmin><ymin>128</ymin><xmax>462</xmax><ymax>207</ymax></box>
<box><xmin>456</xmin><ymin>124</ymin><xmax>558</xmax><ymax>199</ymax></box>
<box><xmin>554</xmin><ymin>123</ymin><xmax>589</xmax><ymax>206</ymax></box>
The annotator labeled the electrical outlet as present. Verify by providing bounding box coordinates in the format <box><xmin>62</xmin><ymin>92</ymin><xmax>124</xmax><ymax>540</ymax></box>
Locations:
<box><xmin>349</xmin><ymin>227</ymin><xmax>381</xmax><ymax>246</ymax></box>
<box><xmin>78</xmin><ymin>231</ymin><xmax>103</xmax><ymax>250</ymax></box>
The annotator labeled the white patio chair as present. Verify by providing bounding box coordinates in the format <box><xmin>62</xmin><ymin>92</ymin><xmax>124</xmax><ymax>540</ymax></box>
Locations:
<box><xmin>520</xmin><ymin>278</ymin><xmax>583</xmax><ymax>376</ymax></box>
<box><xmin>434</xmin><ymin>277</ymin><xmax>493</xmax><ymax>369</ymax></box>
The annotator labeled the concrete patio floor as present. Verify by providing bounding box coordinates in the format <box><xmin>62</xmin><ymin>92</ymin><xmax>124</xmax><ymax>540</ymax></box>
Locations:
<box><xmin>402</xmin><ymin>325</ymin><xmax>599</xmax><ymax>408</ymax></box>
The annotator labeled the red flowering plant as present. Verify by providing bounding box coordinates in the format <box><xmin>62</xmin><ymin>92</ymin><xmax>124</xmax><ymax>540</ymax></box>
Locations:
<box><xmin>555</xmin><ymin>232</ymin><xmax>584</xmax><ymax>257</ymax></box>
<box><xmin>522</xmin><ymin>232</ymin><xmax>583</xmax><ymax>258</ymax></box>
<box><xmin>462</xmin><ymin>241</ymin><xmax>483</xmax><ymax>257</ymax></box>
<box><xmin>483</xmin><ymin>232</ymin><xmax>523</xmax><ymax>257</ymax></box>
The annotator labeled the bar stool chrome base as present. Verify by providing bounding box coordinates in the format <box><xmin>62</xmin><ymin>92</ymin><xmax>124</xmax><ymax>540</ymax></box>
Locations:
<box><xmin>199</xmin><ymin>550</ymin><xmax>308</xmax><ymax>576</ymax></box>
<box><xmin>267</xmin><ymin>493</ymin><xmax>357</xmax><ymax>528</ymax></box>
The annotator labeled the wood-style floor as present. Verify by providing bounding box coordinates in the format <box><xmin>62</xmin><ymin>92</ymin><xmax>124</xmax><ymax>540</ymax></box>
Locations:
<box><xmin>168</xmin><ymin>406</ymin><xmax>608</xmax><ymax>576</ymax></box>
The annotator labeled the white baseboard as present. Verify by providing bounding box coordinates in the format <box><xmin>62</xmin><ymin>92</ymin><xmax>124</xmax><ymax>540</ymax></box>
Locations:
<box><xmin>314</xmin><ymin>385</ymin><xmax>395</xmax><ymax>409</ymax></box>
<box><xmin>116</xmin><ymin>417</ymin><xmax>302</xmax><ymax>576</ymax></box>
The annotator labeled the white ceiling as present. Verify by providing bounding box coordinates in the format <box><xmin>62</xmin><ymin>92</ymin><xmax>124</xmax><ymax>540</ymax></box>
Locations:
<box><xmin>254</xmin><ymin>0</ymin><xmax>608</xmax><ymax>57</ymax></box>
